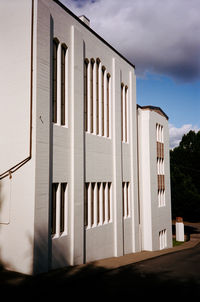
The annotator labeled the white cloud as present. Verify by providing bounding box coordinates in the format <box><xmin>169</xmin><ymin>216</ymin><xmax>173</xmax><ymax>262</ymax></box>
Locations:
<box><xmin>169</xmin><ymin>124</ymin><xmax>199</xmax><ymax>149</ymax></box>
<box><xmin>61</xmin><ymin>0</ymin><xmax>200</xmax><ymax>82</ymax></box>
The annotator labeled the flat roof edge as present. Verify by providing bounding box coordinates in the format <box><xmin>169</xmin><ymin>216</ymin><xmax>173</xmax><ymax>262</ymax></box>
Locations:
<box><xmin>53</xmin><ymin>0</ymin><xmax>135</xmax><ymax>69</ymax></box>
<box><xmin>137</xmin><ymin>104</ymin><xmax>169</xmax><ymax>120</ymax></box>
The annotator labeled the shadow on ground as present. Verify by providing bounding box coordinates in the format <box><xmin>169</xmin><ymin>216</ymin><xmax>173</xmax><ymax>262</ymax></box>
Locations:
<box><xmin>1</xmin><ymin>259</ymin><xmax>200</xmax><ymax>299</ymax></box>
<box><xmin>1</xmin><ymin>222</ymin><xmax>200</xmax><ymax>299</ymax></box>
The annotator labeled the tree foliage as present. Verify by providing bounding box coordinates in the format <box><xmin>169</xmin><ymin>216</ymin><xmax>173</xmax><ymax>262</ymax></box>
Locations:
<box><xmin>170</xmin><ymin>130</ymin><xmax>200</xmax><ymax>222</ymax></box>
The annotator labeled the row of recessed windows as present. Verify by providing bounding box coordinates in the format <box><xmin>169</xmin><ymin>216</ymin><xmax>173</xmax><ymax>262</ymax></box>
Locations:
<box><xmin>52</xmin><ymin>42</ymin><xmax>130</xmax><ymax>143</ymax></box>
<box><xmin>156</xmin><ymin>123</ymin><xmax>165</xmax><ymax>207</ymax></box>
<box><xmin>121</xmin><ymin>84</ymin><xmax>129</xmax><ymax>143</ymax></box>
<box><xmin>51</xmin><ymin>183</ymin><xmax>68</xmax><ymax>237</ymax></box>
<box><xmin>157</xmin><ymin>158</ymin><xmax>164</xmax><ymax>175</ymax></box>
<box><xmin>158</xmin><ymin>189</ymin><xmax>165</xmax><ymax>207</ymax></box>
<box><xmin>122</xmin><ymin>182</ymin><xmax>130</xmax><ymax>218</ymax></box>
<box><xmin>84</xmin><ymin>182</ymin><xmax>112</xmax><ymax>228</ymax></box>
<box><xmin>53</xmin><ymin>38</ymin><xmax>68</xmax><ymax>126</ymax></box>
<box><xmin>159</xmin><ymin>229</ymin><xmax>167</xmax><ymax>250</ymax></box>
<box><xmin>51</xmin><ymin>181</ymin><xmax>131</xmax><ymax>236</ymax></box>
<box><xmin>84</xmin><ymin>58</ymin><xmax>111</xmax><ymax>138</ymax></box>
<box><xmin>156</xmin><ymin>123</ymin><xmax>164</xmax><ymax>143</ymax></box>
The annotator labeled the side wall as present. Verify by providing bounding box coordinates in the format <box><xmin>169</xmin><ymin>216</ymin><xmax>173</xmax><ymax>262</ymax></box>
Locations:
<box><xmin>138</xmin><ymin>110</ymin><xmax>153</xmax><ymax>250</ymax></box>
<box><xmin>138</xmin><ymin>108</ymin><xmax>172</xmax><ymax>251</ymax></box>
<box><xmin>0</xmin><ymin>0</ymin><xmax>139</xmax><ymax>274</ymax></box>
<box><xmin>149</xmin><ymin>111</ymin><xmax>172</xmax><ymax>250</ymax></box>
<box><xmin>35</xmin><ymin>0</ymin><xmax>139</xmax><ymax>270</ymax></box>
<box><xmin>0</xmin><ymin>0</ymin><xmax>36</xmax><ymax>274</ymax></box>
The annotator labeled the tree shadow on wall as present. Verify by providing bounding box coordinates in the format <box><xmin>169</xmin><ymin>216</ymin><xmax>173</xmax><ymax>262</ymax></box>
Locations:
<box><xmin>32</xmin><ymin>226</ymin><xmax>71</xmax><ymax>275</ymax></box>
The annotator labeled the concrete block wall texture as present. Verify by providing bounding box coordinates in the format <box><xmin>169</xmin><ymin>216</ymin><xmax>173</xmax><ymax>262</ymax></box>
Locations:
<box><xmin>0</xmin><ymin>0</ymin><xmax>172</xmax><ymax>275</ymax></box>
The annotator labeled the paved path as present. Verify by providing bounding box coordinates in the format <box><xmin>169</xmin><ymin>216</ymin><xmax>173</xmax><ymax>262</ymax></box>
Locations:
<box><xmin>91</xmin><ymin>236</ymin><xmax>200</xmax><ymax>270</ymax></box>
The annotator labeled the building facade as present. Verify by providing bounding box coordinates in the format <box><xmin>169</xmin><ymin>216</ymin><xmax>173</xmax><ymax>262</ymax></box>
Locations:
<box><xmin>0</xmin><ymin>0</ymin><xmax>172</xmax><ymax>275</ymax></box>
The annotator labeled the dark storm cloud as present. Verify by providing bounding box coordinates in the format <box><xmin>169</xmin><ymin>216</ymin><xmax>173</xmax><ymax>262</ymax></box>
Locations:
<box><xmin>61</xmin><ymin>0</ymin><xmax>200</xmax><ymax>82</ymax></box>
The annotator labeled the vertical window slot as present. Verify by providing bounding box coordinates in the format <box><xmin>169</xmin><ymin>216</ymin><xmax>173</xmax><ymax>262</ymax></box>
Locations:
<box><xmin>53</xmin><ymin>39</ymin><xmax>59</xmax><ymax>123</ymax></box>
<box><xmin>107</xmin><ymin>74</ymin><xmax>111</xmax><ymax>138</ymax></box>
<box><xmin>61</xmin><ymin>44</ymin><xmax>67</xmax><ymax>125</ymax></box>
<box><xmin>51</xmin><ymin>183</ymin><xmax>58</xmax><ymax>235</ymax></box>
<box><xmin>84</xmin><ymin>59</ymin><xmax>89</xmax><ymax>131</ymax></box>
<box><xmin>96</xmin><ymin>58</ymin><xmax>100</xmax><ymax>135</ymax></box>
<box><xmin>90</xmin><ymin>59</ymin><xmax>95</xmax><ymax>133</ymax></box>
<box><xmin>60</xmin><ymin>183</ymin><xmax>67</xmax><ymax>233</ymax></box>
<box><xmin>102</xmin><ymin>66</ymin><xmax>106</xmax><ymax>136</ymax></box>
<box><xmin>84</xmin><ymin>183</ymin><xmax>89</xmax><ymax>227</ymax></box>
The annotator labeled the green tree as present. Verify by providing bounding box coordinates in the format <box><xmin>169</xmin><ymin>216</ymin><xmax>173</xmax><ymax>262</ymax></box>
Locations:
<box><xmin>170</xmin><ymin>130</ymin><xmax>200</xmax><ymax>222</ymax></box>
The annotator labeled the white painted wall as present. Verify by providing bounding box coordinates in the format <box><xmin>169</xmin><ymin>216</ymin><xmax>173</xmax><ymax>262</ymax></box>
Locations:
<box><xmin>138</xmin><ymin>107</ymin><xmax>172</xmax><ymax>251</ymax></box>
<box><xmin>43</xmin><ymin>0</ymin><xmax>139</xmax><ymax>268</ymax></box>
<box><xmin>0</xmin><ymin>0</ymin><xmax>172</xmax><ymax>275</ymax></box>
<box><xmin>0</xmin><ymin>0</ymin><xmax>36</xmax><ymax>274</ymax></box>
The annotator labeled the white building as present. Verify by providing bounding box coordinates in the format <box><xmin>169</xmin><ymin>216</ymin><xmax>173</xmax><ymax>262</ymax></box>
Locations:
<box><xmin>0</xmin><ymin>0</ymin><xmax>172</xmax><ymax>275</ymax></box>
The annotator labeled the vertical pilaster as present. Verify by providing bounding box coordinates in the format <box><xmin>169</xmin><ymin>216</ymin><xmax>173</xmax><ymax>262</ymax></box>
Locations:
<box><xmin>112</xmin><ymin>58</ymin><xmax>123</xmax><ymax>257</ymax></box>
<box><xmin>34</xmin><ymin>0</ymin><xmax>51</xmax><ymax>274</ymax></box>
<box><xmin>70</xmin><ymin>26</ymin><xmax>84</xmax><ymax>265</ymax></box>
<box><xmin>129</xmin><ymin>70</ymin><xmax>140</xmax><ymax>252</ymax></box>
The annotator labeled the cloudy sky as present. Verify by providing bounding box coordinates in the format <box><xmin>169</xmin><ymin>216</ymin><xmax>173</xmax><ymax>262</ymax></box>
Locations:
<box><xmin>61</xmin><ymin>0</ymin><xmax>200</xmax><ymax>148</ymax></box>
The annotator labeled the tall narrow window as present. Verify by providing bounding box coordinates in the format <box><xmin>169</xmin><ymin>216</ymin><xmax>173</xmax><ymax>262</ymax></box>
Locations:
<box><xmin>103</xmin><ymin>182</ymin><xmax>106</xmax><ymax>223</ymax></box>
<box><xmin>60</xmin><ymin>183</ymin><xmax>67</xmax><ymax>233</ymax></box>
<box><xmin>108</xmin><ymin>182</ymin><xmax>111</xmax><ymax>221</ymax></box>
<box><xmin>91</xmin><ymin>183</ymin><xmax>95</xmax><ymax>226</ymax></box>
<box><xmin>107</xmin><ymin>74</ymin><xmax>111</xmax><ymax>138</ymax></box>
<box><xmin>102</xmin><ymin>66</ymin><xmax>106</xmax><ymax>136</ymax></box>
<box><xmin>96</xmin><ymin>58</ymin><xmax>100</xmax><ymax>135</ymax></box>
<box><xmin>122</xmin><ymin>182</ymin><xmax>130</xmax><ymax>218</ymax></box>
<box><xmin>97</xmin><ymin>182</ymin><xmax>100</xmax><ymax>224</ymax></box>
<box><xmin>84</xmin><ymin>183</ymin><xmax>89</xmax><ymax>227</ymax></box>
<box><xmin>121</xmin><ymin>83</ymin><xmax>124</xmax><ymax>141</ymax></box>
<box><xmin>125</xmin><ymin>85</ymin><xmax>128</xmax><ymax>142</ymax></box>
<box><xmin>121</xmin><ymin>83</ymin><xmax>128</xmax><ymax>143</ymax></box>
<box><xmin>90</xmin><ymin>59</ymin><xmax>95</xmax><ymax>133</ymax></box>
<box><xmin>53</xmin><ymin>39</ymin><xmax>59</xmax><ymax>123</ymax></box>
<box><xmin>51</xmin><ymin>183</ymin><xmax>58</xmax><ymax>235</ymax></box>
<box><xmin>122</xmin><ymin>182</ymin><xmax>125</xmax><ymax>217</ymax></box>
<box><xmin>84</xmin><ymin>59</ymin><xmax>89</xmax><ymax>131</ymax></box>
<box><xmin>159</xmin><ymin>229</ymin><xmax>167</xmax><ymax>249</ymax></box>
<box><xmin>126</xmin><ymin>182</ymin><xmax>129</xmax><ymax>217</ymax></box>
<box><xmin>61</xmin><ymin>44</ymin><xmax>67</xmax><ymax>126</ymax></box>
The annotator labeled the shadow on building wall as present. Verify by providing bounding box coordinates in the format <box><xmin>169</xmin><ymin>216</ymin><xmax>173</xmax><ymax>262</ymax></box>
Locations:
<box><xmin>33</xmin><ymin>226</ymin><xmax>71</xmax><ymax>275</ymax></box>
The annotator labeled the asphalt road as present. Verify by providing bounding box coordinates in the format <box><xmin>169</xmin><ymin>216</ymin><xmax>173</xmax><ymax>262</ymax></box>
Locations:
<box><xmin>1</xmin><ymin>242</ymin><xmax>200</xmax><ymax>299</ymax></box>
